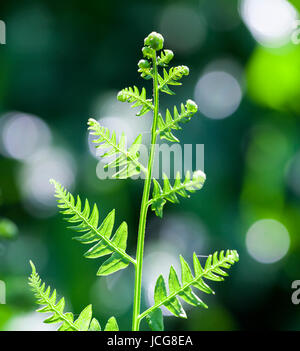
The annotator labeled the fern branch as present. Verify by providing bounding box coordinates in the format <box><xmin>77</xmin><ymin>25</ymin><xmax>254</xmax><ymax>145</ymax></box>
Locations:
<box><xmin>157</xmin><ymin>49</ymin><xmax>174</xmax><ymax>67</ymax></box>
<box><xmin>139</xmin><ymin>250</ymin><xmax>239</xmax><ymax>322</ymax></box>
<box><xmin>157</xmin><ymin>100</ymin><xmax>198</xmax><ymax>143</ymax></box>
<box><xmin>29</xmin><ymin>261</ymin><xmax>119</xmax><ymax>331</ymax></box>
<box><xmin>88</xmin><ymin>118</ymin><xmax>147</xmax><ymax>178</ymax></box>
<box><xmin>50</xmin><ymin>179</ymin><xmax>136</xmax><ymax>275</ymax></box>
<box><xmin>29</xmin><ymin>261</ymin><xmax>87</xmax><ymax>331</ymax></box>
<box><xmin>158</xmin><ymin>66</ymin><xmax>189</xmax><ymax>95</ymax></box>
<box><xmin>149</xmin><ymin>170</ymin><xmax>206</xmax><ymax>217</ymax></box>
<box><xmin>117</xmin><ymin>86</ymin><xmax>154</xmax><ymax>116</ymax></box>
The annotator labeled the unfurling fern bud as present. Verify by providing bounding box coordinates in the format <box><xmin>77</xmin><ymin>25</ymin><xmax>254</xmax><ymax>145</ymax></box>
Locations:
<box><xmin>158</xmin><ymin>49</ymin><xmax>174</xmax><ymax>67</ymax></box>
<box><xmin>142</xmin><ymin>46</ymin><xmax>154</xmax><ymax>59</ymax></box>
<box><xmin>180</xmin><ymin>65</ymin><xmax>189</xmax><ymax>76</ymax></box>
<box><xmin>144</xmin><ymin>32</ymin><xmax>164</xmax><ymax>51</ymax></box>
<box><xmin>138</xmin><ymin>59</ymin><xmax>152</xmax><ymax>79</ymax></box>
<box><xmin>158</xmin><ymin>65</ymin><xmax>190</xmax><ymax>95</ymax></box>
<box><xmin>186</xmin><ymin>99</ymin><xmax>198</xmax><ymax>113</ymax></box>
<box><xmin>138</xmin><ymin>59</ymin><xmax>150</xmax><ymax>69</ymax></box>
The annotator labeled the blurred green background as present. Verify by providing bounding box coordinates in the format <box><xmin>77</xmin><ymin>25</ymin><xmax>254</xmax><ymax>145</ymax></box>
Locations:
<box><xmin>0</xmin><ymin>0</ymin><xmax>300</xmax><ymax>331</ymax></box>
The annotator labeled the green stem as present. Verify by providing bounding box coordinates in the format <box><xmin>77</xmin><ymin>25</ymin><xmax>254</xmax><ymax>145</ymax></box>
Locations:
<box><xmin>132</xmin><ymin>52</ymin><xmax>159</xmax><ymax>331</ymax></box>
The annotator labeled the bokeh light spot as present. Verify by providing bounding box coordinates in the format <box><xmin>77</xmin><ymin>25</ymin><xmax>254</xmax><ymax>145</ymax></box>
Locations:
<box><xmin>0</xmin><ymin>112</ymin><xmax>51</xmax><ymax>160</ymax></box>
<box><xmin>158</xmin><ymin>5</ymin><xmax>206</xmax><ymax>54</ymax></box>
<box><xmin>18</xmin><ymin>147</ymin><xmax>76</xmax><ymax>216</ymax></box>
<box><xmin>194</xmin><ymin>71</ymin><xmax>242</xmax><ymax>119</ymax></box>
<box><xmin>246</xmin><ymin>219</ymin><xmax>290</xmax><ymax>264</ymax></box>
<box><xmin>246</xmin><ymin>46</ymin><xmax>300</xmax><ymax>112</ymax></box>
<box><xmin>240</xmin><ymin>0</ymin><xmax>298</xmax><ymax>47</ymax></box>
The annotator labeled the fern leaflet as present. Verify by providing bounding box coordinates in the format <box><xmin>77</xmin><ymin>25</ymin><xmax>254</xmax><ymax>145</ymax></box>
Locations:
<box><xmin>157</xmin><ymin>49</ymin><xmax>174</xmax><ymax>67</ymax></box>
<box><xmin>88</xmin><ymin>118</ymin><xmax>147</xmax><ymax>179</ymax></box>
<box><xmin>141</xmin><ymin>250</ymin><xmax>239</xmax><ymax>325</ymax></box>
<box><xmin>117</xmin><ymin>86</ymin><xmax>154</xmax><ymax>116</ymax></box>
<box><xmin>150</xmin><ymin>170</ymin><xmax>206</xmax><ymax>217</ymax></box>
<box><xmin>157</xmin><ymin>99</ymin><xmax>198</xmax><ymax>142</ymax></box>
<box><xmin>158</xmin><ymin>66</ymin><xmax>189</xmax><ymax>95</ymax></box>
<box><xmin>28</xmin><ymin>261</ymin><xmax>119</xmax><ymax>331</ymax></box>
<box><xmin>50</xmin><ymin>179</ymin><xmax>136</xmax><ymax>275</ymax></box>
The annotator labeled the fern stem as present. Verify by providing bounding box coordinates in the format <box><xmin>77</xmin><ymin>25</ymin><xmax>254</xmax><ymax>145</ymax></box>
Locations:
<box><xmin>137</xmin><ymin>253</ymin><xmax>235</xmax><ymax>322</ymax></box>
<box><xmin>132</xmin><ymin>51</ymin><xmax>159</xmax><ymax>331</ymax></box>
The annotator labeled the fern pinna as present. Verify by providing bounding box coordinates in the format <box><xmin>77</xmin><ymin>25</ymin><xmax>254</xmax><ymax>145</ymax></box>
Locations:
<box><xmin>29</xmin><ymin>32</ymin><xmax>239</xmax><ymax>331</ymax></box>
<box><xmin>28</xmin><ymin>261</ymin><xmax>119</xmax><ymax>331</ymax></box>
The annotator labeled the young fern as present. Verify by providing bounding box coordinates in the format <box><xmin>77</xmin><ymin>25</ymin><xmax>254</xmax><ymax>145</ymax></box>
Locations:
<box><xmin>29</xmin><ymin>32</ymin><xmax>239</xmax><ymax>331</ymax></box>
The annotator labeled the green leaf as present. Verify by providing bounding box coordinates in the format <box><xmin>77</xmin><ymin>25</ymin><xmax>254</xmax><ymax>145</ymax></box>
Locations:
<box><xmin>154</xmin><ymin>275</ymin><xmax>167</xmax><ymax>304</ymax></box>
<box><xmin>151</xmin><ymin>170</ymin><xmax>206</xmax><ymax>217</ymax></box>
<box><xmin>157</xmin><ymin>49</ymin><xmax>174</xmax><ymax>67</ymax></box>
<box><xmin>178</xmin><ymin>256</ymin><xmax>207</xmax><ymax>308</ymax></box>
<box><xmin>154</xmin><ymin>274</ymin><xmax>185</xmax><ymax>318</ymax></box>
<box><xmin>157</xmin><ymin>100</ymin><xmax>198</xmax><ymax>143</ymax></box>
<box><xmin>158</xmin><ymin>65</ymin><xmax>189</xmax><ymax>95</ymax></box>
<box><xmin>138</xmin><ymin>59</ymin><xmax>153</xmax><ymax>80</ymax></box>
<box><xmin>50</xmin><ymin>179</ymin><xmax>135</xmax><ymax>276</ymax></box>
<box><xmin>104</xmin><ymin>317</ymin><xmax>119</xmax><ymax>331</ymax></box>
<box><xmin>88</xmin><ymin>118</ymin><xmax>146</xmax><ymax>179</ymax></box>
<box><xmin>89</xmin><ymin>318</ymin><xmax>101</xmax><ymax>331</ymax></box>
<box><xmin>117</xmin><ymin>86</ymin><xmax>154</xmax><ymax>116</ymax></box>
<box><xmin>97</xmin><ymin>252</ymin><xmax>129</xmax><ymax>276</ymax></box>
<box><xmin>0</xmin><ymin>218</ymin><xmax>18</xmax><ymax>239</ymax></box>
<box><xmin>146</xmin><ymin>250</ymin><xmax>239</xmax><ymax>319</ymax></box>
<box><xmin>28</xmin><ymin>261</ymin><xmax>97</xmax><ymax>331</ymax></box>
<box><xmin>146</xmin><ymin>309</ymin><xmax>164</xmax><ymax>331</ymax></box>
<box><xmin>74</xmin><ymin>304</ymin><xmax>93</xmax><ymax>331</ymax></box>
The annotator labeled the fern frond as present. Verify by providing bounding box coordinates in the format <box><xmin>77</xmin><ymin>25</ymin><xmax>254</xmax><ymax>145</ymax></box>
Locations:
<box><xmin>137</xmin><ymin>59</ymin><xmax>153</xmax><ymax>80</ymax></box>
<box><xmin>141</xmin><ymin>250</ymin><xmax>239</xmax><ymax>323</ymax></box>
<box><xmin>158</xmin><ymin>66</ymin><xmax>189</xmax><ymax>95</ymax></box>
<box><xmin>117</xmin><ymin>86</ymin><xmax>154</xmax><ymax>116</ymax></box>
<box><xmin>29</xmin><ymin>261</ymin><xmax>120</xmax><ymax>331</ymax></box>
<box><xmin>50</xmin><ymin>179</ymin><xmax>136</xmax><ymax>275</ymax></box>
<box><xmin>157</xmin><ymin>100</ymin><xmax>198</xmax><ymax>142</ymax></box>
<box><xmin>157</xmin><ymin>49</ymin><xmax>174</xmax><ymax>67</ymax></box>
<box><xmin>88</xmin><ymin>118</ymin><xmax>147</xmax><ymax>179</ymax></box>
<box><xmin>150</xmin><ymin>170</ymin><xmax>206</xmax><ymax>217</ymax></box>
<box><xmin>28</xmin><ymin>261</ymin><xmax>95</xmax><ymax>331</ymax></box>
